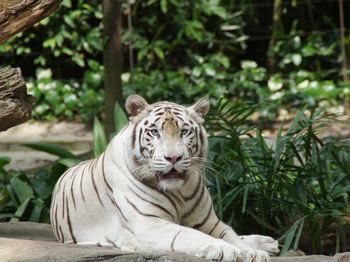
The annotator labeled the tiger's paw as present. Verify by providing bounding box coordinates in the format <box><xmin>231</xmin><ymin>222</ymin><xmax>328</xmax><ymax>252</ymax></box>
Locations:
<box><xmin>195</xmin><ymin>241</ymin><xmax>244</xmax><ymax>262</ymax></box>
<box><xmin>240</xmin><ymin>235</ymin><xmax>279</xmax><ymax>256</ymax></box>
<box><xmin>242</xmin><ymin>249</ymin><xmax>270</xmax><ymax>262</ymax></box>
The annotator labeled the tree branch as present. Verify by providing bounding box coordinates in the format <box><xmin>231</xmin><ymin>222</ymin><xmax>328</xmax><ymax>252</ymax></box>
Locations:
<box><xmin>0</xmin><ymin>0</ymin><xmax>63</xmax><ymax>44</ymax></box>
<box><xmin>0</xmin><ymin>67</ymin><xmax>34</xmax><ymax>131</ymax></box>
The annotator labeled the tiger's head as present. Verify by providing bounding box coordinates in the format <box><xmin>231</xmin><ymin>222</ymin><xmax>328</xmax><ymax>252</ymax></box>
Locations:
<box><xmin>125</xmin><ymin>94</ymin><xmax>209</xmax><ymax>190</ymax></box>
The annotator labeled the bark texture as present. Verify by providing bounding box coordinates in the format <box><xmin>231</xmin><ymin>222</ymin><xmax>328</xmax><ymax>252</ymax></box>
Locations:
<box><xmin>0</xmin><ymin>67</ymin><xmax>34</xmax><ymax>131</ymax></box>
<box><xmin>0</xmin><ymin>0</ymin><xmax>63</xmax><ymax>44</ymax></box>
<box><xmin>103</xmin><ymin>0</ymin><xmax>123</xmax><ymax>136</ymax></box>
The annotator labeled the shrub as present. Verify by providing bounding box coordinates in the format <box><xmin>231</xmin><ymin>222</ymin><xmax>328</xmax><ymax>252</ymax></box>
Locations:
<box><xmin>206</xmin><ymin>100</ymin><xmax>350</xmax><ymax>254</ymax></box>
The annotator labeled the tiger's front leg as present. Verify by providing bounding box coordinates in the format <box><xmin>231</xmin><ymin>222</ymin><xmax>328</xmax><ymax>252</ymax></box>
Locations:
<box><xmin>209</xmin><ymin>221</ymin><xmax>270</xmax><ymax>262</ymax></box>
<box><xmin>239</xmin><ymin>235</ymin><xmax>279</xmax><ymax>256</ymax></box>
<box><xmin>131</xmin><ymin>217</ymin><xmax>245</xmax><ymax>262</ymax></box>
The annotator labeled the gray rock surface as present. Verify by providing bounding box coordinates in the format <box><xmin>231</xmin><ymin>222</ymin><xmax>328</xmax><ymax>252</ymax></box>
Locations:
<box><xmin>0</xmin><ymin>121</ymin><xmax>92</xmax><ymax>171</ymax></box>
<box><xmin>0</xmin><ymin>222</ymin><xmax>349</xmax><ymax>262</ymax></box>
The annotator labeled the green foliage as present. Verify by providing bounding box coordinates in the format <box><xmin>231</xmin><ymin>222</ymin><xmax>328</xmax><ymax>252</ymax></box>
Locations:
<box><xmin>93</xmin><ymin>117</ymin><xmax>107</xmax><ymax>157</ymax></box>
<box><xmin>1</xmin><ymin>1</ymin><xmax>348</xmax><ymax>121</ymax></box>
<box><xmin>207</xmin><ymin>100</ymin><xmax>350</xmax><ymax>254</ymax></box>
<box><xmin>0</xmin><ymin>145</ymin><xmax>80</xmax><ymax>223</ymax></box>
<box><xmin>27</xmin><ymin>68</ymin><xmax>104</xmax><ymax>122</ymax></box>
<box><xmin>0</xmin><ymin>101</ymin><xmax>128</xmax><ymax>222</ymax></box>
<box><xmin>93</xmin><ymin>102</ymin><xmax>128</xmax><ymax>157</ymax></box>
<box><xmin>114</xmin><ymin>102</ymin><xmax>128</xmax><ymax>134</ymax></box>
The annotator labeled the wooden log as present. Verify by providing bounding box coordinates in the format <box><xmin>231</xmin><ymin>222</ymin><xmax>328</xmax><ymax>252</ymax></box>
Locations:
<box><xmin>0</xmin><ymin>0</ymin><xmax>63</xmax><ymax>44</ymax></box>
<box><xmin>0</xmin><ymin>67</ymin><xmax>34</xmax><ymax>131</ymax></box>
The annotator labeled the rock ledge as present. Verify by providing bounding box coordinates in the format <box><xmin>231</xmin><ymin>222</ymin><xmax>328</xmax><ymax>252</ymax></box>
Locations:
<box><xmin>0</xmin><ymin>222</ymin><xmax>349</xmax><ymax>262</ymax></box>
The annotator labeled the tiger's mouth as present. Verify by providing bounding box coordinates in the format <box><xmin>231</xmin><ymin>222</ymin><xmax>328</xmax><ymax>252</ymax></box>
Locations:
<box><xmin>156</xmin><ymin>168</ymin><xmax>185</xmax><ymax>181</ymax></box>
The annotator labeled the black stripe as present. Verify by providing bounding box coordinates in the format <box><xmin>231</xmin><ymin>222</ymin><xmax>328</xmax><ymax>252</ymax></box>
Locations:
<box><xmin>105</xmin><ymin>193</ymin><xmax>134</xmax><ymax>233</ymax></box>
<box><xmin>182</xmin><ymin>175</ymin><xmax>202</xmax><ymax>201</ymax></box>
<box><xmin>193</xmin><ymin>127</ymin><xmax>199</xmax><ymax>155</ymax></box>
<box><xmin>59</xmin><ymin>225</ymin><xmax>64</xmax><ymax>242</ymax></box>
<box><xmin>154</xmin><ymin>107</ymin><xmax>164</xmax><ymax>113</ymax></box>
<box><xmin>132</xmin><ymin>123</ymin><xmax>138</xmax><ymax>147</ymax></box>
<box><xmin>66</xmin><ymin>197</ymin><xmax>77</xmax><ymax>243</ymax></box>
<box><xmin>91</xmin><ymin>161</ymin><xmax>104</xmax><ymax>207</ymax></box>
<box><xmin>129</xmin><ymin>186</ymin><xmax>174</xmax><ymax>219</ymax></box>
<box><xmin>219</xmin><ymin>228</ymin><xmax>230</xmax><ymax>239</ymax></box>
<box><xmin>198</xmin><ymin>126</ymin><xmax>205</xmax><ymax>157</ymax></box>
<box><xmin>107</xmin><ymin>194</ymin><xmax>128</xmax><ymax>222</ymax></box>
<box><xmin>138</xmin><ymin>128</ymin><xmax>148</xmax><ymax>158</ymax></box>
<box><xmin>105</xmin><ymin>237</ymin><xmax>117</xmax><ymax>248</ymax></box>
<box><xmin>53</xmin><ymin>202</ymin><xmax>59</xmax><ymax>240</ymax></box>
<box><xmin>171</xmin><ymin>230</ymin><xmax>181</xmax><ymax>251</ymax></box>
<box><xmin>127</xmin><ymin>175</ymin><xmax>160</xmax><ymax>202</ymax></box>
<box><xmin>70</xmin><ymin>167</ymin><xmax>80</xmax><ymax>210</ymax></box>
<box><xmin>218</xmin><ymin>250</ymin><xmax>224</xmax><ymax>262</ymax></box>
<box><xmin>62</xmin><ymin>183</ymin><xmax>66</xmax><ymax>219</ymax></box>
<box><xmin>171</xmin><ymin>107</ymin><xmax>183</xmax><ymax>112</ymax></box>
<box><xmin>101</xmin><ymin>153</ymin><xmax>113</xmax><ymax>193</ymax></box>
<box><xmin>193</xmin><ymin>204</ymin><xmax>213</xmax><ymax>230</ymax></box>
<box><xmin>183</xmin><ymin>183</ymin><xmax>205</xmax><ymax>219</ymax></box>
<box><xmin>208</xmin><ymin>219</ymin><xmax>220</xmax><ymax>235</ymax></box>
<box><xmin>148</xmin><ymin>183</ymin><xmax>179</xmax><ymax>217</ymax></box>
<box><xmin>55</xmin><ymin>169</ymin><xmax>69</xmax><ymax>193</ymax></box>
<box><xmin>125</xmin><ymin>197</ymin><xmax>161</xmax><ymax>218</ymax></box>
<box><xmin>175</xmin><ymin>115</ymin><xmax>184</xmax><ymax>122</ymax></box>
<box><xmin>79</xmin><ymin>162</ymin><xmax>89</xmax><ymax>202</ymax></box>
<box><xmin>199</xmin><ymin>126</ymin><xmax>204</xmax><ymax>145</ymax></box>
<box><xmin>123</xmin><ymin>156</ymin><xmax>179</xmax><ymax>217</ymax></box>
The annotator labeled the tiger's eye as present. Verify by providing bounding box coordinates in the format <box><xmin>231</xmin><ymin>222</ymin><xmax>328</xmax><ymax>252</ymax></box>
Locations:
<box><xmin>181</xmin><ymin>129</ymin><xmax>189</xmax><ymax>136</ymax></box>
<box><xmin>151</xmin><ymin>129</ymin><xmax>159</xmax><ymax>136</ymax></box>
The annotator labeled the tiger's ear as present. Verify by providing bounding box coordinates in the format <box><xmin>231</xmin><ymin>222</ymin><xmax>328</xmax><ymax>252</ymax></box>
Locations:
<box><xmin>190</xmin><ymin>96</ymin><xmax>210</xmax><ymax>118</ymax></box>
<box><xmin>125</xmin><ymin>94</ymin><xmax>149</xmax><ymax>117</ymax></box>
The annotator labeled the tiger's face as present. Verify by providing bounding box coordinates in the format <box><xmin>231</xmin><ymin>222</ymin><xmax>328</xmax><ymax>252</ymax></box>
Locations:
<box><xmin>125</xmin><ymin>95</ymin><xmax>209</xmax><ymax>190</ymax></box>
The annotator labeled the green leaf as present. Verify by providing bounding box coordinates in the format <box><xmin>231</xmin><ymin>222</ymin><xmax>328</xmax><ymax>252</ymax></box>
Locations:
<box><xmin>154</xmin><ymin>47</ymin><xmax>164</xmax><ymax>60</ymax></box>
<box><xmin>114</xmin><ymin>102</ymin><xmax>128</xmax><ymax>133</ymax></box>
<box><xmin>160</xmin><ymin>0</ymin><xmax>168</xmax><ymax>13</ymax></box>
<box><xmin>293</xmin><ymin>218</ymin><xmax>305</xmax><ymax>250</ymax></box>
<box><xmin>10</xmin><ymin>177</ymin><xmax>34</xmax><ymax>203</ymax></box>
<box><xmin>10</xmin><ymin>197</ymin><xmax>32</xmax><ymax>222</ymax></box>
<box><xmin>280</xmin><ymin>220</ymin><xmax>299</xmax><ymax>255</ymax></box>
<box><xmin>93</xmin><ymin>117</ymin><xmax>107</xmax><ymax>157</ymax></box>
<box><xmin>0</xmin><ymin>213</ymin><xmax>14</xmax><ymax>219</ymax></box>
<box><xmin>58</xmin><ymin>158</ymin><xmax>81</xmax><ymax>168</ymax></box>
<box><xmin>23</xmin><ymin>143</ymin><xmax>77</xmax><ymax>159</ymax></box>
<box><xmin>137</xmin><ymin>48</ymin><xmax>149</xmax><ymax>62</ymax></box>
<box><xmin>29</xmin><ymin>205</ymin><xmax>43</xmax><ymax>222</ymax></box>
<box><xmin>242</xmin><ymin>186</ymin><xmax>249</xmax><ymax>213</ymax></box>
<box><xmin>0</xmin><ymin>156</ymin><xmax>11</xmax><ymax>169</ymax></box>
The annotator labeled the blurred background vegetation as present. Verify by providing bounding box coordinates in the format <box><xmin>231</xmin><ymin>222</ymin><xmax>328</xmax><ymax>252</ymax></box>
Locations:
<box><xmin>0</xmin><ymin>0</ymin><xmax>350</xmax><ymax>256</ymax></box>
<box><xmin>0</xmin><ymin>0</ymin><xmax>349</xmax><ymax>122</ymax></box>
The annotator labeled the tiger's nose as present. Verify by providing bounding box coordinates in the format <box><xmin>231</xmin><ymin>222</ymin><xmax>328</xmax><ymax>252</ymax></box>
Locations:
<box><xmin>164</xmin><ymin>154</ymin><xmax>183</xmax><ymax>164</ymax></box>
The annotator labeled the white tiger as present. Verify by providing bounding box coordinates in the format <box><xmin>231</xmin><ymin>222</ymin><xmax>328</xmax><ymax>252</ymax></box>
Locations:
<box><xmin>50</xmin><ymin>95</ymin><xmax>279</xmax><ymax>262</ymax></box>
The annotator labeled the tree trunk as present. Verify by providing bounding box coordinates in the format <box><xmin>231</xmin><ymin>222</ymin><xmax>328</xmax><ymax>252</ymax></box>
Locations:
<box><xmin>338</xmin><ymin>0</ymin><xmax>349</xmax><ymax>82</ymax></box>
<box><xmin>0</xmin><ymin>0</ymin><xmax>63</xmax><ymax>44</ymax></box>
<box><xmin>267</xmin><ymin>0</ymin><xmax>283</xmax><ymax>72</ymax></box>
<box><xmin>0</xmin><ymin>67</ymin><xmax>34</xmax><ymax>131</ymax></box>
<box><xmin>103</xmin><ymin>0</ymin><xmax>123</xmax><ymax>137</ymax></box>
